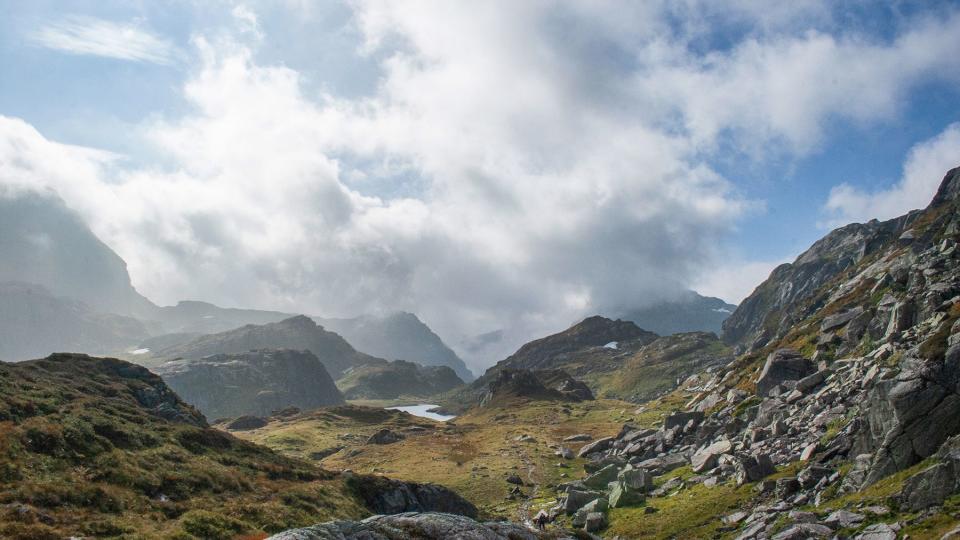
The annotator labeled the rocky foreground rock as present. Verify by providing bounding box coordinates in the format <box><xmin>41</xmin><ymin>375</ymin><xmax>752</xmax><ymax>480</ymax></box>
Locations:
<box><xmin>266</xmin><ymin>512</ymin><xmax>549</xmax><ymax>540</ymax></box>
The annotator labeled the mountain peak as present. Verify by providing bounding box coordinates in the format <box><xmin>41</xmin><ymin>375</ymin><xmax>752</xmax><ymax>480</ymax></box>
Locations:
<box><xmin>930</xmin><ymin>165</ymin><xmax>960</xmax><ymax>207</ymax></box>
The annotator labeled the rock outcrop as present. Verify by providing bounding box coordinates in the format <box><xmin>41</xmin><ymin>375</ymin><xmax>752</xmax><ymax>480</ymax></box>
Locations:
<box><xmin>337</xmin><ymin>359</ymin><xmax>464</xmax><ymax>400</ymax></box>
<box><xmin>155</xmin><ymin>349</ymin><xmax>345</xmax><ymax>419</ymax></box>
<box><xmin>479</xmin><ymin>368</ymin><xmax>593</xmax><ymax>407</ymax></box>
<box><xmin>345</xmin><ymin>476</ymin><xmax>478</xmax><ymax>518</ymax></box>
<box><xmin>267</xmin><ymin>512</ymin><xmax>543</xmax><ymax>540</ymax></box>
<box><xmin>755</xmin><ymin>349</ymin><xmax>815</xmax><ymax>397</ymax></box>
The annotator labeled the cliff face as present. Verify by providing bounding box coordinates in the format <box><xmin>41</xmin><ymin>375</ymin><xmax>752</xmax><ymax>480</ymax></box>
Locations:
<box><xmin>152</xmin><ymin>315</ymin><xmax>380</xmax><ymax>378</ymax></box>
<box><xmin>154</xmin><ymin>348</ymin><xmax>345</xmax><ymax>420</ymax></box>
<box><xmin>0</xmin><ymin>192</ymin><xmax>156</xmax><ymax>319</ymax></box>
<box><xmin>722</xmin><ymin>202</ymin><xmax>920</xmax><ymax>351</ymax></box>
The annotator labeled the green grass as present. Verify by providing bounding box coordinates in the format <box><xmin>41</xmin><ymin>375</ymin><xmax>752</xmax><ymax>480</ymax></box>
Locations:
<box><xmin>0</xmin><ymin>354</ymin><xmax>366</xmax><ymax>539</ymax></box>
<box><xmin>605</xmin><ymin>479</ymin><xmax>756</xmax><ymax>539</ymax></box>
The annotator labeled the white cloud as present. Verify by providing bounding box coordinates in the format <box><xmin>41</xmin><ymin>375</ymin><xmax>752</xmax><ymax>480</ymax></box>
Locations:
<box><xmin>693</xmin><ymin>258</ymin><xmax>790</xmax><ymax>306</ymax></box>
<box><xmin>29</xmin><ymin>15</ymin><xmax>177</xmax><ymax>64</ymax></box>
<box><xmin>4</xmin><ymin>2</ymin><xmax>960</xmax><ymax>369</ymax></box>
<box><xmin>824</xmin><ymin>123</ymin><xmax>960</xmax><ymax>226</ymax></box>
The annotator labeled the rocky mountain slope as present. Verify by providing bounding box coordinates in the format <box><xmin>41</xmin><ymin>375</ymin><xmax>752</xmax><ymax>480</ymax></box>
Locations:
<box><xmin>523</xmin><ymin>166</ymin><xmax>960</xmax><ymax>538</ymax></box>
<box><xmin>154</xmin><ymin>349</ymin><xmax>345</xmax><ymax>420</ymax></box>
<box><xmin>318</xmin><ymin>312</ymin><xmax>475</xmax><ymax>382</ymax></box>
<box><xmin>151</xmin><ymin>315</ymin><xmax>381</xmax><ymax>378</ymax></box>
<box><xmin>614</xmin><ymin>290</ymin><xmax>737</xmax><ymax>336</ymax></box>
<box><xmin>336</xmin><ymin>359</ymin><xmax>464</xmax><ymax>400</ymax></box>
<box><xmin>0</xmin><ymin>281</ymin><xmax>149</xmax><ymax>361</ymax></box>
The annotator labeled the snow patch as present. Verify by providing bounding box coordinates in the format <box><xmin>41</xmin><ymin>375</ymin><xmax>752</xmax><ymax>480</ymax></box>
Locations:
<box><xmin>604</xmin><ymin>341</ymin><xmax>618</xmax><ymax>350</ymax></box>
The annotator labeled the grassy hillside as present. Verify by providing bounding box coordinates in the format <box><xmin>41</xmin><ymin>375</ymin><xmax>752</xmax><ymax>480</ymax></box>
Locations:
<box><xmin>0</xmin><ymin>354</ymin><xmax>365</xmax><ymax>539</ymax></box>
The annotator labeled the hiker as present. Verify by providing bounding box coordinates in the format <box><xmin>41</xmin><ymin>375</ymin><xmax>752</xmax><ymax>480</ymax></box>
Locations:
<box><xmin>534</xmin><ymin>510</ymin><xmax>549</xmax><ymax>530</ymax></box>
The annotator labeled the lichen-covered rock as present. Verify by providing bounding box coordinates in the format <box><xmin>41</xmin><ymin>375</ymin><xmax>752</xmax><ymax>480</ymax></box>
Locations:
<box><xmin>266</xmin><ymin>512</ymin><xmax>543</xmax><ymax>540</ymax></box>
<box><xmin>367</xmin><ymin>429</ymin><xmax>405</xmax><ymax>445</ymax></box>
<box><xmin>756</xmin><ymin>349</ymin><xmax>814</xmax><ymax>397</ymax></box>
<box><xmin>608</xmin><ymin>480</ymin><xmax>645</xmax><ymax>508</ymax></box>
<box><xmin>346</xmin><ymin>476</ymin><xmax>478</xmax><ymax>518</ymax></box>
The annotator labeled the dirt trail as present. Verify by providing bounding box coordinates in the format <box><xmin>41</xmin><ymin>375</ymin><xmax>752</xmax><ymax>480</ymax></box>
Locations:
<box><xmin>516</xmin><ymin>445</ymin><xmax>541</xmax><ymax>529</ymax></box>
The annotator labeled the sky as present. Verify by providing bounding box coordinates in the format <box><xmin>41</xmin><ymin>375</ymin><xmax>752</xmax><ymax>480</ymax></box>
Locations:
<box><xmin>1</xmin><ymin>0</ymin><xmax>959</xmax><ymax>370</ymax></box>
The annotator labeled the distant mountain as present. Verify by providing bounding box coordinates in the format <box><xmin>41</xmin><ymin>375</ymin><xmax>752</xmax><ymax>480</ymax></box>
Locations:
<box><xmin>317</xmin><ymin>312</ymin><xmax>475</xmax><ymax>381</ymax></box>
<box><xmin>496</xmin><ymin>316</ymin><xmax>659</xmax><ymax>372</ymax></box>
<box><xmin>151</xmin><ymin>315</ymin><xmax>382</xmax><ymax>378</ymax></box>
<box><xmin>336</xmin><ymin>359</ymin><xmax>464</xmax><ymax>400</ymax></box>
<box><xmin>154</xmin><ymin>349</ymin><xmax>345</xmax><ymax>419</ymax></box>
<box><xmin>0</xmin><ymin>192</ymin><xmax>156</xmax><ymax>319</ymax></box>
<box><xmin>442</xmin><ymin>316</ymin><xmax>733</xmax><ymax>412</ymax></box>
<box><xmin>153</xmin><ymin>300</ymin><xmax>293</xmax><ymax>334</ymax></box>
<box><xmin>613</xmin><ymin>290</ymin><xmax>737</xmax><ymax>336</ymax></box>
<box><xmin>0</xmin><ymin>281</ymin><xmax>149</xmax><ymax>361</ymax></box>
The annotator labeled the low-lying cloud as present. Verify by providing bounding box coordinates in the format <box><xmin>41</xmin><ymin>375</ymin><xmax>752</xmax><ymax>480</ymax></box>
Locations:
<box><xmin>824</xmin><ymin>123</ymin><xmax>960</xmax><ymax>227</ymax></box>
<box><xmin>3</xmin><ymin>2</ymin><xmax>960</xmax><ymax>369</ymax></box>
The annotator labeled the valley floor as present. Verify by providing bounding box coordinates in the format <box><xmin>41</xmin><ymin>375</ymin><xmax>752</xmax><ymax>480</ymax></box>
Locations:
<box><xmin>233</xmin><ymin>390</ymin><xmax>960</xmax><ymax>540</ymax></box>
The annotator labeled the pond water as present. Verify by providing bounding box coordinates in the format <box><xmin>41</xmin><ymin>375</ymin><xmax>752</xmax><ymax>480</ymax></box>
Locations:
<box><xmin>386</xmin><ymin>403</ymin><xmax>456</xmax><ymax>422</ymax></box>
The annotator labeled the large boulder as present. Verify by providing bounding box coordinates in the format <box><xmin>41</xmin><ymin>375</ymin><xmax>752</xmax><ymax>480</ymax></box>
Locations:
<box><xmin>346</xmin><ymin>476</ymin><xmax>478</xmax><ymax>518</ymax></box>
<box><xmin>571</xmin><ymin>498</ymin><xmax>608</xmax><ymax>527</ymax></box>
<box><xmin>856</xmin><ymin>355</ymin><xmax>960</xmax><ymax>486</ymax></box>
<box><xmin>734</xmin><ymin>453</ymin><xmax>776</xmax><ymax>486</ymax></box>
<box><xmin>583</xmin><ymin>464</ymin><xmax>620</xmax><ymax>489</ymax></box>
<box><xmin>619</xmin><ymin>467</ymin><xmax>654</xmax><ymax>492</ymax></box>
<box><xmin>608</xmin><ymin>480</ymin><xmax>645</xmax><ymax>508</ymax></box>
<box><xmin>563</xmin><ymin>489</ymin><xmax>606</xmax><ymax>515</ymax></box>
<box><xmin>577</xmin><ymin>436</ymin><xmax>615</xmax><ymax>458</ymax></box>
<box><xmin>898</xmin><ymin>435</ymin><xmax>960</xmax><ymax>511</ymax></box>
<box><xmin>691</xmin><ymin>439</ymin><xmax>732</xmax><ymax>473</ymax></box>
<box><xmin>756</xmin><ymin>349</ymin><xmax>814</xmax><ymax>396</ymax></box>
<box><xmin>663</xmin><ymin>411</ymin><xmax>704</xmax><ymax>430</ymax></box>
<box><xmin>266</xmin><ymin>512</ymin><xmax>542</xmax><ymax>540</ymax></box>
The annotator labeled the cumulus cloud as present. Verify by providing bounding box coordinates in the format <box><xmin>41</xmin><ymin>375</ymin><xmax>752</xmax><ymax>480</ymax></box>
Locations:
<box><xmin>693</xmin><ymin>258</ymin><xmax>790</xmax><ymax>305</ymax></box>
<box><xmin>824</xmin><ymin>123</ymin><xmax>960</xmax><ymax>226</ymax></box>
<box><xmin>4</xmin><ymin>2</ymin><xmax>960</xmax><ymax>369</ymax></box>
<box><xmin>29</xmin><ymin>15</ymin><xmax>178</xmax><ymax>64</ymax></box>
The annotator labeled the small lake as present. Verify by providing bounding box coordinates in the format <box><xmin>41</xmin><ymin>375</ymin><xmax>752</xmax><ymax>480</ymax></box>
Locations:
<box><xmin>386</xmin><ymin>403</ymin><xmax>456</xmax><ymax>422</ymax></box>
